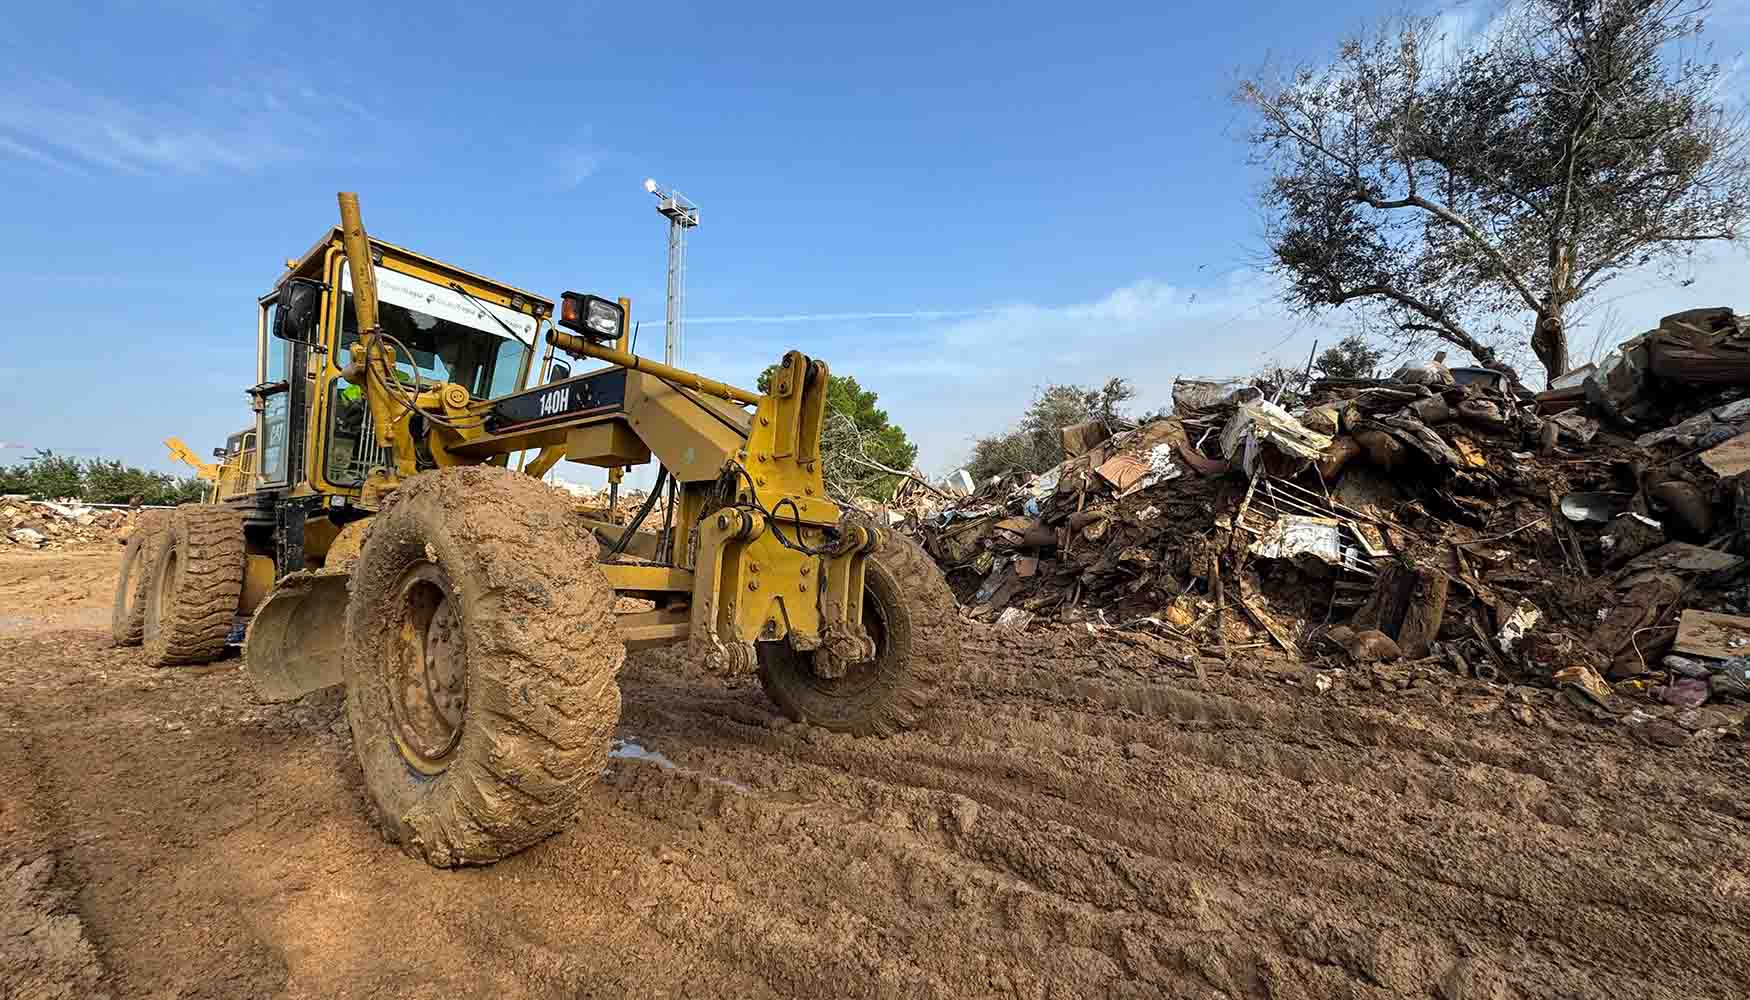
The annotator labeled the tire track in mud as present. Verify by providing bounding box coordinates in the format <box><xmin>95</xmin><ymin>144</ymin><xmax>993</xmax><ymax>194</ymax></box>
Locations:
<box><xmin>10</xmin><ymin>539</ymin><xmax>1749</xmax><ymax>1000</ymax></box>
<box><xmin>608</xmin><ymin>637</ymin><xmax>1750</xmax><ymax>1000</ymax></box>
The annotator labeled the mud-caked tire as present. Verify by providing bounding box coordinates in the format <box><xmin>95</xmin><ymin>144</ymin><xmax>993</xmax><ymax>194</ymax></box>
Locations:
<box><xmin>758</xmin><ymin>531</ymin><xmax>956</xmax><ymax>736</ymax></box>
<box><xmin>110</xmin><ymin>510</ymin><xmax>171</xmax><ymax>646</ymax></box>
<box><xmin>344</xmin><ymin>467</ymin><xmax>623</xmax><ymax>867</ymax></box>
<box><xmin>143</xmin><ymin>506</ymin><xmax>245</xmax><ymax>666</ymax></box>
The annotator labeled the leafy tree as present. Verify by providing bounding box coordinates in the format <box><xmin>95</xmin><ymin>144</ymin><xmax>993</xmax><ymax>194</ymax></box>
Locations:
<box><xmin>756</xmin><ymin>366</ymin><xmax>919</xmax><ymax>501</ymax></box>
<box><xmin>0</xmin><ymin>450</ymin><xmax>205</xmax><ymax>505</ymax></box>
<box><xmin>4</xmin><ymin>451</ymin><xmax>82</xmax><ymax>500</ymax></box>
<box><xmin>966</xmin><ymin>378</ymin><xmax>1136</xmax><ymax>482</ymax></box>
<box><xmin>1314</xmin><ymin>334</ymin><xmax>1385</xmax><ymax>379</ymax></box>
<box><xmin>1239</xmin><ymin>0</ymin><xmax>1750</xmax><ymax>385</ymax></box>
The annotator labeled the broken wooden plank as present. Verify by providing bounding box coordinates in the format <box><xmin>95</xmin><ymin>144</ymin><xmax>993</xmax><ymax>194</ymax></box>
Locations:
<box><xmin>1673</xmin><ymin>609</ymin><xmax>1750</xmax><ymax>659</ymax></box>
<box><xmin>1701</xmin><ymin>430</ymin><xmax>1750</xmax><ymax>477</ymax></box>
<box><xmin>1236</xmin><ymin>594</ymin><xmax>1295</xmax><ymax>653</ymax></box>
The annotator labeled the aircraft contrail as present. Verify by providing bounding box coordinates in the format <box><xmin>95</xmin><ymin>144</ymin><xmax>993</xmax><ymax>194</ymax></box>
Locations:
<box><xmin>689</xmin><ymin>308</ymin><xmax>996</xmax><ymax>326</ymax></box>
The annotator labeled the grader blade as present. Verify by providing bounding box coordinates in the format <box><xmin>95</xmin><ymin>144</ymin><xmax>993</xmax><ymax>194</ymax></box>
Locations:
<box><xmin>242</xmin><ymin>570</ymin><xmax>351</xmax><ymax>702</ymax></box>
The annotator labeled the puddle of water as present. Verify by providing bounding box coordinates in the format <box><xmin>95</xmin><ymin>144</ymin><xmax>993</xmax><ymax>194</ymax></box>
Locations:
<box><xmin>608</xmin><ymin>738</ymin><xmax>751</xmax><ymax>793</ymax></box>
<box><xmin>609</xmin><ymin>739</ymin><xmax>677</xmax><ymax>769</ymax></box>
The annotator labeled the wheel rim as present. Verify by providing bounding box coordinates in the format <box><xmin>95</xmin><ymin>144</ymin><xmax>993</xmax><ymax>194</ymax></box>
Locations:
<box><xmin>155</xmin><ymin>547</ymin><xmax>179</xmax><ymax>623</ymax></box>
<box><xmin>386</xmin><ymin>563</ymin><xmax>467</xmax><ymax>774</ymax></box>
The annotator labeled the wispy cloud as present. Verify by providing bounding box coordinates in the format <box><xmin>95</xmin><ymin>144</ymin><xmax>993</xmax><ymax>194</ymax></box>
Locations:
<box><xmin>0</xmin><ymin>71</ymin><xmax>371</xmax><ymax>175</ymax></box>
<box><xmin>0</xmin><ymin>135</ymin><xmax>89</xmax><ymax>175</ymax></box>
<box><xmin>673</xmin><ymin>272</ymin><xmax>1317</xmax><ymax>474</ymax></box>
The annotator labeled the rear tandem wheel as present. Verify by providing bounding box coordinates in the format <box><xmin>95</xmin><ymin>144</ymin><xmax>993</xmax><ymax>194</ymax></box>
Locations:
<box><xmin>110</xmin><ymin>509</ymin><xmax>170</xmax><ymax>646</ymax></box>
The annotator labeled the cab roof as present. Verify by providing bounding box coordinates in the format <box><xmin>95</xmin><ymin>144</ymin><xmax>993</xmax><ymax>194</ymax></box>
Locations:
<box><xmin>274</xmin><ymin>226</ymin><xmax>554</xmax><ymax>316</ymax></box>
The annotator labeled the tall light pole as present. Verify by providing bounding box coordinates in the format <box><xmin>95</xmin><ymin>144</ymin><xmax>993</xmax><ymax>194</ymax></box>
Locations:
<box><xmin>643</xmin><ymin>178</ymin><xmax>699</xmax><ymax>366</ymax></box>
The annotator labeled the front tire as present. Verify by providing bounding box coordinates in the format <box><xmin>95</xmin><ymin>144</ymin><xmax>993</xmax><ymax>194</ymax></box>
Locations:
<box><xmin>344</xmin><ymin>467</ymin><xmax>623</xmax><ymax>867</ymax></box>
<box><xmin>757</xmin><ymin>532</ymin><xmax>956</xmax><ymax>736</ymax></box>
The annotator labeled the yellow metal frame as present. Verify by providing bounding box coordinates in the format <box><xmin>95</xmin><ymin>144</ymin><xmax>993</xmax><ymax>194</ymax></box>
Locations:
<box><xmin>300</xmin><ymin>238</ymin><xmax>549</xmax><ymax>500</ymax></box>
<box><xmin>236</xmin><ymin>192</ymin><xmax>883</xmax><ymax>676</ymax></box>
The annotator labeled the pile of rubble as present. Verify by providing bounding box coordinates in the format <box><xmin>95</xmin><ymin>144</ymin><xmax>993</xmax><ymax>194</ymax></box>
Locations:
<box><xmin>549</xmin><ymin>480</ymin><xmax>658</xmax><ymax>526</ymax></box>
<box><xmin>1</xmin><ymin>498</ymin><xmax>147</xmax><ymax>550</ymax></box>
<box><xmin>902</xmin><ymin>307</ymin><xmax>1750</xmax><ymax>735</ymax></box>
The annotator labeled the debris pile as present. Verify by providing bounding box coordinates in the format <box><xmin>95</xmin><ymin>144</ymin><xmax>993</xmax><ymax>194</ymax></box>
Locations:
<box><xmin>549</xmin><ymin>481</ymin><xmax>655</xmax><ymax>526</ymax></box>
<box><xmin>0</xmin><ymin>498</ymin><xmax>147</xmax><ymax>550</ymax></box>
<box><xmin>904</xmin><ymin>307</ymin><xmax>1750</xmax><ymax>736</ymax></box>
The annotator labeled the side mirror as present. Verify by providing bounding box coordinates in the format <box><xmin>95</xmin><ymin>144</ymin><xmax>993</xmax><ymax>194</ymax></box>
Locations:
<box><xmin>547</xmin><ymin>360</ymin><xmax>572</xmax><ymax>383</ymax></box>
<box><xmin>273</xmin><ymin>278</ymin><xmax>324</xmax><ymax>343</ymax></box>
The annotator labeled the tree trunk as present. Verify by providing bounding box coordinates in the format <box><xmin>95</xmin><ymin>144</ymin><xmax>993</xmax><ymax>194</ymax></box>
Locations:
<box><xmin>1532</xmin><ymin>310</ymin><xmax>1570</xmax><ymax>388</ymax></box>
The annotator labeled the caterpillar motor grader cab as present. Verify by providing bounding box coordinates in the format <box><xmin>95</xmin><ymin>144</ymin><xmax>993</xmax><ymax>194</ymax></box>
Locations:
<box><xmin>115</xmin><ymin>193</ymin><xmax>957</xmax><ymax>867</ymax></box>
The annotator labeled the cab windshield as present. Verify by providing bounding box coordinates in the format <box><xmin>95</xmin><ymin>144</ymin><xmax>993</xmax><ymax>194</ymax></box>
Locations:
<box><xmin>325</xmin><ymin>267</ymin><xmax>536</xmax><ymax>488</ymax></box>
<box><xmin>339</xmin><ymin>292</ymin><xmax>527</xmax><ymax>400</ymax></box>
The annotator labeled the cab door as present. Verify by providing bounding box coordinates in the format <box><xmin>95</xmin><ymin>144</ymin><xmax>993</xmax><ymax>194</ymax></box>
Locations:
<box><xmin>254</xmin><ymin>290</ymin><xmax>313</xmax><ymax>490</ymax></box>
<box><xmin>253</xmin><ymin>295</ymin><xmax>294</xmax><ymax>487</ymax></box>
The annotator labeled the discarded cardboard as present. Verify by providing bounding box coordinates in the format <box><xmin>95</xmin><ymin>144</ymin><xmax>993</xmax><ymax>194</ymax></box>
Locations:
<box><xmin>1060</xmin><ymin>419</ymin><xmax>1111</xmax><ymax>459</ymax></box>
<box><xmin>1093</xmin><ymin>454</ymin><xmax>1149</xmax><ymax>493</ymax></box>
<box><xmin>1673</xmin><ymin>610</ymin><xmax>1750</xmax><ymax>660</ymax></box>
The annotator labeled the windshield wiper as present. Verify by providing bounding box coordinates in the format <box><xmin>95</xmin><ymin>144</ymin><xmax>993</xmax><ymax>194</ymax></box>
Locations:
<box><xmin>447</xmin><ymin>281</ymin><xmax>527</xmax><ymax>344</ymax></box>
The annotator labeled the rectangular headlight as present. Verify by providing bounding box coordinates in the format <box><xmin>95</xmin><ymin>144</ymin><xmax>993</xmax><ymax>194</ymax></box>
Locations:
<box><xmin>558</xmin><ymin>292</ymin><xmax>624</xmax><ymax>343</ymax></box>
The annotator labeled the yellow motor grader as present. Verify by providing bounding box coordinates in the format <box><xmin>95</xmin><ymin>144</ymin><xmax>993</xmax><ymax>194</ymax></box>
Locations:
<box><xmin>112</xmin><ymin>193</ymin><xmax>957</xmax><ymax>866</ymax></box>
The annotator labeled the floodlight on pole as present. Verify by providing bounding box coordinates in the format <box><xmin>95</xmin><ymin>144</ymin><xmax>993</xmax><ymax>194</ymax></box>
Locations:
<box><xmin>643</xmin><ymin>178</ymin><xmax>699</xmax><ymax>366</ymax></box>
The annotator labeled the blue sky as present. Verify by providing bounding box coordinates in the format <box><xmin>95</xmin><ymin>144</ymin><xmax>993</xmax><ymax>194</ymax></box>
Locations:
<box><xmin>2</xmin><ymin>0</ymin><xmax>1749</xmax><ymax>483</ymax></box>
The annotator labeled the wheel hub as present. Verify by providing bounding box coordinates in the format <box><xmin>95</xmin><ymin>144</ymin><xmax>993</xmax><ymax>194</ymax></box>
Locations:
<box><xmin>388</xmin><ymin>563</ymin><xmax>466</xmax><ymax>773</ymax></box>
<box><xmin>809</xmin><ymin>587</ymin><xmax>889</xmax><ymax>692</ymax></box>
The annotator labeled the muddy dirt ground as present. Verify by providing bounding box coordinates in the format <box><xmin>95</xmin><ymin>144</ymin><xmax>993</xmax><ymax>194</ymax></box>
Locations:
<box><xmin>3</xmin><ymin>547</ymin><xmax>1749</xmax><ymax>999</ymax></box>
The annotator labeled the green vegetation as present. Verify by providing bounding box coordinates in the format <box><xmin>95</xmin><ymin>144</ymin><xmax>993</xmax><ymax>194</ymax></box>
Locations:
<box><xmin>965</xmin><ymin>378</ymin><xmax>1135</xmax><ymax>482</ymax></box>
<box><xmin>0</xmin><ymin>450</ymin><xmax>205</xmax><ymax>505</ymax></box>
<box><xmin>1240</xmin><ymin>0</ymin><xmax>1750</xmax><ymax>385</ymax></box>
<box><xmin>756</xmin><ymin>367</ymin><xmax>919</xmax><ymax>501</ymax></box>
<box><xmin>1314</xmin><ymin>334</ymin><xmax>1385</xmax><ymax>380</ymax></box>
